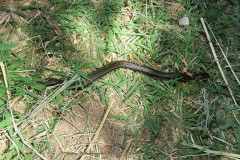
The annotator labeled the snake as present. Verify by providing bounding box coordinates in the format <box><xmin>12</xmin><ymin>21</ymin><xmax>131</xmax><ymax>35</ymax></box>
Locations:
<box><xmin>40</xmin><ymin>61</ymin><xmax>209</xmax><ymax>89</ymax></box>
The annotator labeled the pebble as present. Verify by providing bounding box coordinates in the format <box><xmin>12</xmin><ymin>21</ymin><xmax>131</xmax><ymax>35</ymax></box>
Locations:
<box><xmin>179</xmin><ymin>17</ymin><xmax>189</xmax><ymax>26</ymax></box>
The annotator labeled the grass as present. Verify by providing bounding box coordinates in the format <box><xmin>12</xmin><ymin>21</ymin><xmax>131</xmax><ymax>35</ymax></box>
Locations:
<box><xmin>0</xmin><ymin>0</ymin><xmax>239</xmax><ymax>159</ymax></box>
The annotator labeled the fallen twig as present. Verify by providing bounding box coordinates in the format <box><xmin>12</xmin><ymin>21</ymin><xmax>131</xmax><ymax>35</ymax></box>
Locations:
<box><xmin>185</xmin><ymin>143</ymin><xmax>240</xmax><ymax>159</ymax></box>
<box><xmin>200</xmin><ymin>18</ymin><xmax>239</xmax><ymax>109</ymax></box>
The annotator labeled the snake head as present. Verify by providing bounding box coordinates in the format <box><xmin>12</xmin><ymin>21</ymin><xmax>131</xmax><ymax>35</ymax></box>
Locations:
<box><xmin>192</xmin><ymin>72</ymin><xmax>210</xmax><ymax>80</ymax></box>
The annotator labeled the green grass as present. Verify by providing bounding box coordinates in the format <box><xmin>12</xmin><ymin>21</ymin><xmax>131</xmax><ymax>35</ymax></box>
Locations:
<box><xmin>0</xmin><ymin>0</ymin><xmax>240</xmax><ymax>159</ymax></box>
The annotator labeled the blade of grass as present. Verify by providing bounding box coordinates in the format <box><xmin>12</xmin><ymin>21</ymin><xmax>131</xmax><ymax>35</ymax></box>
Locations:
<box><xmin>206</xmin><ymin>22</ymin><xmax>240</xmax><ymax>85</ymax></box>
<box><xmin>1</xmin><ymin>61</ymin><xmax>46</xmax><ymax>159</ymax></box>
<box><xmin>22</xmin><ymin>74</ymin><xmax>81</xmax><ymax>124</ymax></box>
<box><xmin>200</xmin><ymin>18</ymin><xmax>239</xmax><ymax>110</ymax></box>
<box><xmin>202</xmin><ymin>88</ymin><xmax>209</xmax><ymax>127</ymax></box>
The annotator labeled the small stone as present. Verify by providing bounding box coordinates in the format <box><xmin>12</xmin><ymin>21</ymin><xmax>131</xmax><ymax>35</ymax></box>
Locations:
<box><xmin>179</xmin><ymin>17</ymin><xmax>189</xmax><ymax>26</ymax></box>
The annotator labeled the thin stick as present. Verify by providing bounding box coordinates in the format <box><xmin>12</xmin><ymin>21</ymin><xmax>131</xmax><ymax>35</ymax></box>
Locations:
<box><xmin>206</xmin><ymin>22</ymin><xmax>240</xmax><ymax>85</ymax></box>
<box><xmin>80</xmin><ymin>102</ymin><xmax>113</xmax><ymax>160</ymax></box>
<box><xmin>25</xmin><ymin>11</ymin><xmax>41</xmax><ymax>25</ymax></box>
<box><xmin>186</xmin><ymin>144</ymin><xmax>240</xmax><ymax>159</ymax></box>
<box><xmin>200</xmin><ymin>18</ymin><xmax>239</xmax><ymax>108</ymax></box>
<box><xmin>119</xmin><ymin>139</ymin><xmax>132</xmax><ymax>160</ymax></box>
<box><xmin>0</xmin><ymin>12</ymin><xmax>9</xmax><ymax>25</ymax></box>
<box><xmin>53</xmin><ymin>133</ymin><xmax>65</xmax><ymax>152</ymax></box>
<box><xmin>0</xmin><ymin>13</ymin><xmax>11</xmax><ymax>32</ymax></box>
<box><xmin>0</xmin><ymin>62</ymin><xmax>10</xmax><ymax>98</ymax></box>
<box><xmin>9</xmin><ymin>104</ymin><xmax>47</xmax><ymax>160</ymax></box>
<box><xmin>5</xmin><ymin>132</ymin><xmax>20</xmax><ymax>154</ymax></box>
<box><xmin>22</xmin><ymin>74</ymin><xmax>80</xmax><ymax>124</ymax></box>
<box><xmin>0</xmin><ymin>61</ymin><xmax>47</xmax><ymax>159</ymax></box>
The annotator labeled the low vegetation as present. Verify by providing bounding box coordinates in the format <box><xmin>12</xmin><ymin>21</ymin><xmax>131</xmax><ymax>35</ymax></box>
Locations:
<box><xmin>0</xmin><ymin>0</ymin><xmax>239</xmax><ymax>159</ymax></box>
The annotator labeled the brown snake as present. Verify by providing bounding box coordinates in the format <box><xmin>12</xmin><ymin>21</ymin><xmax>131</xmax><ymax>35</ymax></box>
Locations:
<box><xmin>40</xmin><ymin>61</ymin><xmax>209</xmax><ymax>89</ymax></box>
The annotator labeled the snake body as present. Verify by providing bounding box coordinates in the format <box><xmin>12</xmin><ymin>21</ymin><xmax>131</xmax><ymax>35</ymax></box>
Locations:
<box><xmin>41</xmin><ymin>61</ymin><xmax>209</xmax><ymax>89</ymax></box>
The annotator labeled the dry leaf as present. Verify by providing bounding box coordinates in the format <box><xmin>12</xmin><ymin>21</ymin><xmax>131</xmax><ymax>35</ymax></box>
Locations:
<box><xmin>182</xmin><ymin>57</ymin><xmax>188</xmax><ymax>68</ymax></box>
<box><xmin>185</xmin><ymin>72</ymin><xmax>193</xmax><ymax>77</ymax></box>
<box><xmin>0</xmin><ymin>12</ymin><xmax>9</xmax><ymax>25</ymax></box>
<box><xmin>129</xmin><ymin>54</ymin><xmax>134</xmax><ymax>61</ymax></box>
<box><xmin>11</xmin><ymin>13</ymin><xmax>22</xmax><ymax>23</ymax></box>
<box><xmin>13</xmin><ymin>101</ymin><xmax>27</xmax><ymax>114</ymax></box>
<box><xmin>44</xmin><ymin>15</ymin><xmax>62</xmax><ymax>35</ymax></box>
<box><xmin>183</xmin><ymin>67</ymin><xmax>188</xmax><ymax>73</ymax></box>
<box><xmin>182</xmin><ymin>57</ymin><xmax>189</xmax><ymax>73</ymax></box>
<box><xmin>174</xmin><ymin>63</ymin><xmax>179</xmax><ymax>71</ymax></box>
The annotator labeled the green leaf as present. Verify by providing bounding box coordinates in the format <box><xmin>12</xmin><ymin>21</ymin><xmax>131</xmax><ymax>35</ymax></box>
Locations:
<box><xmin>34</xmin><ymin>126</ymin><xmax>45</xmax><ymax>132</ymax></box>
<box><xmin>0</xmin><ymin>111</ymin><xmax>11</xmax><ymax>129</ymax></box>
<box><xmin>0</xmin><ymin>43</ymin><xmax>18</xmax><ymax>51</ymax></box>
<box><xmin>218</xmin><ymin>121</ymin><xmax>234</xmax><ymax>130</ymax></box>
<box><xmin>234</xmin><ymin>125</ymin><xmax>240</xmax><ymax>140</ymax></box>
<box><xmin>108</xmin><ymin>115</ymin><xmax>128</xmax><ymax>120</ymax></box>
<box><xmin>7</xmin><ymin>62</ymin><xmax>23</xmax><ymax>71</ymax></box>
<box><xmin>29</xmin><ymin>84</ymin><xmax>45</xmax><ymax>91</ymax></box>
<box><xmin>8</xmin><ymin>128</ymin><xmax>27</xmax><ymax>156</ymax></box>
